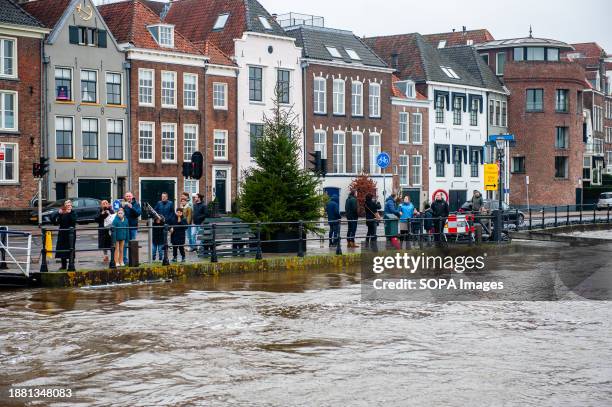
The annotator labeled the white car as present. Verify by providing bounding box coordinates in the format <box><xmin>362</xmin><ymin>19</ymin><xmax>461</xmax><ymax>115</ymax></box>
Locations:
<box><xmin>597</xmin><ymin>192</ymin><xmax>612</xmax><ymax>210</ymax></box>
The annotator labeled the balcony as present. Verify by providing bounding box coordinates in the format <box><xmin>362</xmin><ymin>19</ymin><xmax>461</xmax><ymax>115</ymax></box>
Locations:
<box><xmin>585</xmin><ymin>138</ymin><xmax>604</xmax><ymax>156</ymax></box>
<box><xmin>276</xmin><ymin>13</ymin><xmax>324</xmax><ymax>29</ymax></box>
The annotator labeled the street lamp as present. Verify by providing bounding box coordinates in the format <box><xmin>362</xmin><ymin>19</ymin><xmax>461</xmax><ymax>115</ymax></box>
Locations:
<box><xmin>495</xmin><ymin>139</ymin><xmax>505</xmax><ymax>242</ymax></box>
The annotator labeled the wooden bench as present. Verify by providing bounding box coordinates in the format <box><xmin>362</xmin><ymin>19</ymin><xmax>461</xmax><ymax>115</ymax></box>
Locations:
<box><xmin>196</xmin><ymin>217</ymin><xmax>257</xmax><ymax>258</ymax></box>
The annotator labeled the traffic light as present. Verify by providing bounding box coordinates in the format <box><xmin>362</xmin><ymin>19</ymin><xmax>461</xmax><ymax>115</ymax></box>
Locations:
<box><xmin>32</xmin><ymin>162</ymin><xmax>41</xmax><ymax>178</ymax></box>
<box><xmin>320</xmin><ymin>158</ymin><xmax>327</xmax><ymax>177</ymax></box>
<box><xmin>309</xmin><ymin>151</ymin><xmax>321</xmax><ymax>173</ymax></box>
<box><xmin>39</xmin><ymin>157</ymin><xmax>49</xmax><ymax>177</ymax></box>
<box><xmin>191</xmin><ymin>151</ymin><xmax>204</xmax><ymax>180</ymax></box>
<box><xmin>182</xmin><ymin>162</ymin><xmax>192</xmax><ymax>178</ymax></box>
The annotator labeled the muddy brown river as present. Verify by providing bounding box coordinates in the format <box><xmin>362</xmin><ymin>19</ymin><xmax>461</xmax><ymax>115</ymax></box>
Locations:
<box><xmin>1</xmin><ymin>242</ymin><xmax>611</xmax><ymax>406</ymax></box>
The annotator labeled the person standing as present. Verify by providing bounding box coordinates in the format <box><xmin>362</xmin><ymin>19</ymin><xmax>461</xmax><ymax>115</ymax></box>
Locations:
<box><xmin>170</xmin><ymin>207</ymin><xmax>187</xmax><ymax>262</ymax></box>
<box><xmin>384</xmin><ymin>193</ymin><xmax>401</xmax><ymax>244</ymax></box>
<box><xmin>364</xmin><ymin>194</ymin><xmax>379</xmax><ymax>249</ymax></box>
<box><xmin>111</xmin><ymin>207</ymin><xmax>130</xmax><ymax>267</ymax></box>
<box><xmin>52</xmin><ymin>200</ymin><xmax>77</xmax><ymax>270</ymax></box>
<box><xmin>345</xmin><ymin>190</ymin><xmax>359</xmax><ymax>248</ymax></box>
<box><xmin>179</xmin><ymin>193</ymin><xmax>194</xmax><ymax>251</ymax></box>
<box><xmin>326</xmin><ymin>194</ymin><xmax>341</xmax><ymax>247</ymax></box>
<box><xmin>151</xmin><ymin>215</ymin><xmax>166</xmax><ymax>262</ymax></box>
<box><xmin>122</xmin><ymin>192</ymin><xmax>141</xmax><ymax>263</ymax></box>
<box><xmin>154</xmin><ymin>192</ymin><xmax>175</xmax><ymax>223</ymax></box>
<box><xmin>471</xmin><ymin>190</ymin><xmax>483</xmax><ymax>213</ymax></box>
<box><xmin>95</xmin><ymin>200</ymin><xmax>114</xmax><ymax>262</ymax></box>
<box><xmin>399</xmin><ymin>195</ymin><xmax>416</xmax><ymax>247</ymax></box>
<box><xmin>431</xmin><ymin>192</ymin><xmax>450</xmax><ymax>244</ymax></box>
<box><xmin>192</xmin><ymin>193</ymin><xmax>207</xmax><ymax>252</ymax></box>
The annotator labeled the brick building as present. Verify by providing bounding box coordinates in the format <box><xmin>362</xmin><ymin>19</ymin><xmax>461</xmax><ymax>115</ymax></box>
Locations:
<box><xmin>476</xmin><ymin>37</ymin><xmax>588</xmax><ymax>206</ymax></box>
<box><xmin>0</xmin><ymin>0</ymin><xmax>47</xmax><ymax>211</ymax></box>
<box><xmin>99</xmin><ymin>0</ymin><xmax>238</xmax><ymax>212</ymax></box>
<box><xmin>423</xmin><ymin>28</ymin><xmax>494</xmax><ymax>49</ymax></box>
<box><xmin>279</xmin><ymin>14</ymin><xmax>394</xmax><ymax>210</ymax></box>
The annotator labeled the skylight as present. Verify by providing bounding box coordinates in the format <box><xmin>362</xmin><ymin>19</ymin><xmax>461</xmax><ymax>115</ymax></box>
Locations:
<box><xmin>213</xmin><ymin>13</ymin><xmax>229</xmax><ymax>30</ymax></box>
<box><xmin>441</xmin><ymin>66</ymin><xmax>460</xmax><ymax>79</ymax></box>
<box><xmin>326</xmin><ymin>46</ymin><xmax>342</xmax><ymax>58</ymax></box>
<box><xmin>345</xmin><ymin>48</ymin><xmax>361</xmax><ymax>60</ymax></box>
<box><xmin>258</xmin><ymin>16</ymin><xmax>272</xmax><ymax>30</ymax></box>
<box><xmin>438</xmin><ymin>40</ymin><xmax>446</xmax><ymax>49</ymax></box>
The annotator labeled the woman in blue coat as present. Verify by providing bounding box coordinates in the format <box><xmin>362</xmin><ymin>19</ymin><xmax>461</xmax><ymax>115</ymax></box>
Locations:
<box><xmin>111</xmin><ymin>208</ymin><xmax>130</xmax><ymax>267</ymax></box>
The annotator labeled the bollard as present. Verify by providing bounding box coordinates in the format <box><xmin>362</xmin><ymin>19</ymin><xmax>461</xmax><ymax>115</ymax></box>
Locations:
<box><xmin>67</xmin><ymin>227</ymin><xmax>76</xmax><ymax>271</ymax></box>
<box><xmin>567</xmin><ymin>205</ymin><xmax>570</xmax><ymax>226</ymax></box>
<box><xmin>419</xmin><ymin>217</ymin><xmax>424</xmax><ymax>250</ymax></box>
<box><xmin>593</xmin><ymin>205</ymin><xmax>597</xmax><ymax>224</ymax></box>
<box><xmin>541</xmin><ymin>208</ymin><xmax>545</xmax><ymax>229</ymax></box>
<box><xmin>579</xmin><ymin>205</ymin><xmax>583</xmax><ymax>224</ymax></box>
<box><xmin>297</xmin><ymin>221</ymin><xmax>304</xmax><ymax>258</ymax></box>
<box><xmin>147</xmin><ymin>218</ymin><xmax>153</xmax><ymax>264</ymax></box>
<box><xmin>211</xmin><ymin>223</ymin><xmax>218</xmax><ymax>263</ymax></box>
<box><xmin>335</xmin><ymin>222</ymin><xmax>342</xmax><ymax>256</ymax></box>
<box><xmin>608</xmin><ymin>205</ymin><xmax>611</xmax><ymax>224</ymax></box>
<box><xmin>0</xmin><ymin>226</ymin><xmax>7</xmax><ymax>270</ymax></box>
<box><xmin>40</xmin><ymin>227</ymin><xmax>48</xmax><ymax>272</ymax></box>
<box><xmin>162</xmin><ymin>223</ymin><xmax>170</xmax><ymax>266</ymax></box>
<box><xmin>554</xmin><ymin>206</ymin><xmax>558</xmax><ymax>228</ymax></box>
<box><xmin>529</xmin><ymin>208</ymin><xmax>532</xmax><ymax>230</ymax></box>
<box><xmin>255</xmin><ymin>222</ymin><xmax>262</xmax><ymax>260</ymax></box>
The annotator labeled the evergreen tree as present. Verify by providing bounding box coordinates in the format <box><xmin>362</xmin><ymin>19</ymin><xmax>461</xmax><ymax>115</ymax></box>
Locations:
<box><xmin>239</xmin><ymin>95</ymin><xmax>325</xmax><ymax>235</ymax></box>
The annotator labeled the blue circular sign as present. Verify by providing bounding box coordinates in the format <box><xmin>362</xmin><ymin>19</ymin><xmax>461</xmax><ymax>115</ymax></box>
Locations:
<box><xmin>112</xmin><ymin>199</ymin><xmax>121</xmax><ymax>211</ymax></box>
<box><xmin>376</xmin><ymin>152</ymin><xmax>391</xmax><ymax>169</ymax></box>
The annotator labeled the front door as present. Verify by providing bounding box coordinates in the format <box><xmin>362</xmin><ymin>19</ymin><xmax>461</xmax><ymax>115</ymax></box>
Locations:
<box><xmin>78</xmin><ymin>178</ymin><xmax>112</xmax><ymax>201</ymax></box>
<box><xmin>140</xmin><ymin>179</ymin><xmax>176</xmax><ymax>219</ymax></box>
<box><xmin>214</xmin><ymin>170</ymin><xmax>227</xmax><ymax>214</ymax></box>
<box><xmin>56</xmin><ymin>182</ymin><xmax>67</xmax><ymax>200</ymax></box>
<box><xmin>449</xmin><ymin>190</ymin><xmax>467</xmax><ymax>212</ymax></box>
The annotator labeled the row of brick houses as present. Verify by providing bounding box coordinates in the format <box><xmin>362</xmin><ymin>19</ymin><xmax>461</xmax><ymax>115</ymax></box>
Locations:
<box><xmin>1</xmin><ymin>0</ymin><xmax>611</xmax><ymax>215</ymax></box>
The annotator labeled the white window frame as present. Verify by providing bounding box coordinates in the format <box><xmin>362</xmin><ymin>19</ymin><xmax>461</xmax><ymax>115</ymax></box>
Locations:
<box><xmin>183</xmin><ymin>73</ymin><xmax>198</xmax><ymax>110</ymax></box>
<box><xmin>333</xmin><ymin>79</ymin><xmax>345</xmax><ymax>115</ymax></box>
<box><xmin>183</xmin><ymin>178</ymin><xmax>199</xmax><ymax>195</ymax></box>
<box><xmin>314</xmin><ymin>77</ymin><xmax>326</xmax><ymax>114</ymax></box>
<box><xmin>351</xmin><ymin>80</ymin><xmax>363</xmax><ymax>116</ymax></box>
<box><xmin>399</xmin><ymin>111</ymin><xmax>409</xmax><ymax>144</ymax></box>
<box><xmin>138</xmin><ymin>68</ymin><xmax>154</xmax><ymax>107</ymax></box>
<box><xmin>54</xmin><ymin>116</ymin><xmax>75</xmax><ymax>160</ymax></box>
<box><xmin>351</xmin><ymin>131</ymin><xmax>363</xmax><ymax>174</ymax></box>
<box><xmin>161</xmin><ymin>123</ymin><xmax>177</xmax><ymax>163</ymax></box>
<box><xmin>81</xmin><ymin>117</ymin><xmax>99</xmax><ymax>161</ymax></box>
<box><xmin>332</xmin><ymin>131</ymin><xmax>345</xmax><ymax>174</ymax></box>
<box><xmin>345</xmin><ymin>48</ymin><xmax>361</xmax><ymax>60</ymax></box>
<box><xmin>54</xmin><ymin>66</ymin><xmax>73</xmax><ymax>102</ymax></box>
<box><xmin>213</xmin><ymin>13</ymin><xmax>230</xmax><ymax>30</ymax></box>
<box><xmin>213</xmin><ymin>82</ymin><xmax>228</xmax><ymax>110</ymax></box>
<box><xmin>412</xmin><ymin>112</ymin><xmax>422</xmax><ymax>144</ymax></box>
<box><xmin>138</xmin><ymin>121</ymin><xmax>155</xmax><ymax>163</ymax></box>
<box><xmin>369</xmin><ymin>132</ymin><xmax>381</xmax><ymax>174</ymax></box>
<box><xmin>107</xmin><ymin>118</ymin><xmax>125</xmax><ymax>161</ymax></box>
<box><xmin>496</xmin><ymin>52</ymin><xmax>506</xmax><ymax>75</ymax></box>
<box><xmin>158</xmin><ymin>25</ymin><xmax>174</xmax><ymax>48</ymax></box>
<box><xmin>0</xmin><ymin>37</ymin><xmax>17</xmax><ymax>78</ymax></box>
<box><xmin>213</xmin><ymin>129</ymin><xmax>228</xmax><ymax>161</ymax></box>
<box><xmin>369</xmin><ymin>82</ymin><xmax>381</xmax><ymax>118</ymax></box>
<box><xmin>161</xmin><ymin>71</ymin><xmax>177</xmax><ymax>108</ymax></box>
<box><xmin>326</xmin><ymin>46</ymin><xmax>342</xmax><ymax>58</ymax></box>
<box><xmin>0</xmin><ymin>90</ymin><xmax>17</xmax><ymax>131</ymax></box>
<box><xmin>314</xmin><ymin>129</ymin><xmax>327</xmax><ymax>159</ymax></box>
<box><xmin>411</xmin><ymin>155</ymin><xmax>422</xmax><ymax>186</ymax></box>
<box><xmin>0</xmin><ymin>142</ymin><xmax>18</xmax><ymax>183</ymax></box>
<box><xmin>105</xmin><ymin>71</ymin><xmax>122</xmax><ymax>106</ymax></box>
<box><xmin>501</xmin><ymin>101</ymin><xmax>507</xmax><ymax>127</ymax></box>
<box><xmin>183</xmin><ymin>124</ymin><xmax>198</xmax><ymax>162</ymax></box>
<box><xmin>80</xmin><ymin>69</ymin><xmax>98</xmax><ymax>104</ymax></box>
<box><xmin>258</xmin><ymin>16</ymin><xmax>272</xmax><ymax>30</ymax></box>
<box><xmin>399</xmin><ymin>155</ymin><xmax>409</xmax><ymax>186</ymax></box>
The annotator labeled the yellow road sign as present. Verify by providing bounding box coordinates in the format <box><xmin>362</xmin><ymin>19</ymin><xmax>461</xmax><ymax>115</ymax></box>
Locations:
<box><xmin>484</xmin><ymin>163</ymin><xmax>499</xmax><ymax>191</ymax></box>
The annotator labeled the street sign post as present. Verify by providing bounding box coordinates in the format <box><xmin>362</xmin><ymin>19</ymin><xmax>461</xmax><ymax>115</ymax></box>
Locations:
<box><xmin>376</xmin><ymin>152</ymin><xmax>391</xmax><ymax>199</ymax></box>
<box><xmin>484</xmin><ymin>163</ymin><xmax>499</xmax><ymax>191</ymax></box>
<box><xmin>113</xmin><ymin>199</ymin><xmax>122</xmax><ymax>211</ymax></box>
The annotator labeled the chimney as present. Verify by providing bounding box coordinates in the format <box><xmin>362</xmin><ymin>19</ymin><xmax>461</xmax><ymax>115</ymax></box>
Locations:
<box><xmin>600</xmin><ymin>49</ymin><xmax>607</xmax><ymax>93</ymax></box>
<box><xmin>391</xmin><ymin>53</ymin><xmax>399</xmax><ymax>71</ymax></box>
<box><xmin>462</xmin><ymin>26</ymin><xmax>466</xmax><ymax>34</ymax></box>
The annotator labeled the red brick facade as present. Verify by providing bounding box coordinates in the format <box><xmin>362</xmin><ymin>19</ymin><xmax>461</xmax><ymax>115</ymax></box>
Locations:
<box><xmin>0</xmin><ymin>36</ymin><xmax>43</xmax><ymax>209</ymax></box>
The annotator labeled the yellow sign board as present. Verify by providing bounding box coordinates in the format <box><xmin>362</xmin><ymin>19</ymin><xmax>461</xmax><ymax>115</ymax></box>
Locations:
<box><xmin>484</xmin><ymin>164</ymin><xmax>499</xmax><ymax>191</ymax></box>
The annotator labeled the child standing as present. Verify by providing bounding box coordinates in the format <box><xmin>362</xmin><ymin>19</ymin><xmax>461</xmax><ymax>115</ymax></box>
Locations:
<box><xmin>111</xmin><ymin>208</ymin><xmax>130</xmax><ymax>267</ymax></box>
<box><xmin>170</xmin><ymin>208</ymin><xmax>187</xmax><ymax>262</ymax></box>
<box><xmin>152</xmin><ymin>215</ymin><xmax>166</xmax><ymax>261</ymax></box>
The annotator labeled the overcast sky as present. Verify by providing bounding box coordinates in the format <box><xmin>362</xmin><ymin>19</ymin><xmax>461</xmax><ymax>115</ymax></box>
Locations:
<box><xmin>262</xmin><ymin>0</ymin><xmax>612</xmax><ymax>51</ymax></box>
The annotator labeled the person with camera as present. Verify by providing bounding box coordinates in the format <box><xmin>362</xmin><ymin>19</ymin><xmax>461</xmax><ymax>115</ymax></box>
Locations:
<box><xmin>122</xmin><ymin>191</ymin><xmax>141</xmax><ymax>263</ymax></box>
<box><xmin>95</xmin><ymin>200</ymin><xmax>114</xmax><ymax>263</ymax></box>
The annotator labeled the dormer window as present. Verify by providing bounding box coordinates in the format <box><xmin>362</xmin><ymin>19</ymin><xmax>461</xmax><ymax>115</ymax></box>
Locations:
<box><xmin>345</xmin><ymin>48</ymin><xmax>361</xmax><ymax>61</ymax></box>
<box><xmin>466</xmin><ymin>39</ymin><xmax>473</xmax><ymax>46</ymax></box>
<box><xmin>213</xmin><ymin>13</ymin><xmax>229</xmax><ymax>30</ymax></box>
<box><xmin>325</xmin><ymin>46</ymin><xmax>341</xmax><ymax>58</ymax></box>
<box><xmin>438</xmin><ymin>40</ymin><xmax>446</xmax><ymax>48</ymax></box>
<box><xmin>441</xmin><ymin>66</ymin><xmax>460</xmax><ymax>79</ymax></box>
<box><xmin>258</xmin><ymin>16</ymin><xmax>272</xmax><ymax>30</ymax></box>
<box><xmin>404</xmin><ymin>81</ymin><xmax>415</xmax><ymax>98</ymax></box>
<box><xmin>148</xmin><ymin>24</ymin><xmax>174</xmax><ymax>48</ymax></box>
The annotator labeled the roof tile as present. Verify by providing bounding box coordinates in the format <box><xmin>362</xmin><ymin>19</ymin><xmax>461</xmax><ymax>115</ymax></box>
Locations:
<box><xmin>21</xmin><ymin>0</ymin><xmax>71</xmax><ymax>29</ymax></box>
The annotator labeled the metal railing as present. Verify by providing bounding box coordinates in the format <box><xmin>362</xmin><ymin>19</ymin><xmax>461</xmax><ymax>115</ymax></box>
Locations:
<box><xmin>0</xmin><ymin>226</ymin><xmax>33</xmax><ymax>277</ymax></box>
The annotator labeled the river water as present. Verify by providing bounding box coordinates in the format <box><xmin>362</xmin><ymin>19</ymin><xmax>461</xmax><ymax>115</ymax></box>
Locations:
<box><xmin>1</xmin><ymin>243</ymin><xmax>612</xmax><ymax>406</ymax></box>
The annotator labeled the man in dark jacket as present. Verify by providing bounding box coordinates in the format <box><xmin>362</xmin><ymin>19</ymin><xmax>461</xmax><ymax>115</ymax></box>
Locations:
<box><xmin>431</xmin><ymin>192</ymin><xmax>450</xmax><ymax>243</ymax></box>
<box><xmin>154</xmin><ymin>192</ymin><xmax>175</xmax><ymax>223</ymax></box>
<box><xmin>191</xmin><ymin>193</ymin><xmax>207</xmax><ymax>251</ymax></box>
<box><xmin>122</xmin><ymin>192</ymin><xmax>142</xmax><ymax>263</ymax></box>
<box><xmin>326</xmin><ymin>194</ymin><xmax>341</xmax><ymax>247</ymax></box>
<box><xmin>345</xmin><ymin>190</ymin><xmax>359</xmax><ymax>248</ymax></box>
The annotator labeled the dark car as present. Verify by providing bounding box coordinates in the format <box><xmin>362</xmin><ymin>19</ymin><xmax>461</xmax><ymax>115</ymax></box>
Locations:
<box><xmin>30</xmin><ymin>197</ymin><xmax>101</xmax><ymax>225</ymax></box>
<box><xmin>459</xmin><ymin>199</ymin><xmax>525</xmax><ymax>225</ymax></box>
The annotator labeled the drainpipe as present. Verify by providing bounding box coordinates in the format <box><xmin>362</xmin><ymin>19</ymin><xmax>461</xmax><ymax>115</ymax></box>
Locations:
<box><xmin>203</xmin><ymin>64</ymin><xmax>208</xmax><ymax>202</ymax></box>
<box><xmin>124</xmin><ymin>60</ymin><xmax>132</xmax><ymax>193</ymax></box>
<box><xmin>41</xmin><ymin>41</ymin><xmax>48</xmax><ymax>201</ymax></box>
<box><xmin>301</xmin><ymin>60</ymin><xmax>308</xmax><ymax>168</ymax></box>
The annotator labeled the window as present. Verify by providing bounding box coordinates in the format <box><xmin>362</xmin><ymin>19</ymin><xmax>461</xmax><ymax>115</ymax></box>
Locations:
<box><xmin>313</xmin><ymin>130</ymin><xmax>327</xmax><ymax>160</ymax></box>
<box><xmin>480</xmin><ymin>53</ymin><xmax>489</xmax><ymax>65</ymax></box>
<box><xmin>213</xmin><ymin>130</ymin><xmax>227</xmax><ymax>160</ymax></box>
<box><xmin>369</xmin><ymin>82</ymin><xmax>381</xmax><ymax>117</ymax></box>
<box><xmin>527</xmin><ymin>47</ymin><xmax>545</xmax><ymax>61</ymax></box>
<box><xmin>258</xmin><ymin>16</ymin><xmax>272</xmax><ymax>30</ymax></box>
<box><xmin>512</xmin><ymin>157</ymin><xmax>525</xmax><ymax>173</ymax></box>
<box><xmin>81</xmin><ymin>118</ymin><xmax>98</xmax><ymax>160</ymax></box>
<box><xmin>213</xmin><ymin>14</ymin><xmax>229</xmax><ymax>30</ymax></box>
<box><xmin>105</xmin><ymin>72</ymin><xmax>121</xmax><ymax>105</ymax></box>
<box><xmin>548</xmin><ymin>48</ymin><xmax>559</xmax><ymax>61</ymax></box>
<box><xmin>501</xmin><ymin>101</ymin><xmax>507</xmax><ymax>127</ymax></box>
<box><xmin>470</xmin><ymin>161</ymin><xmax>479</xmax><ymax>178</ymax></box>
<box><xmin>138</xmin><ymin>122</ymin><xmax>154</xmax><ymax>162</ymax></box>
<box><xmin>526</xmin><ymin>89</ymin><xmax>543</xmax><ymax>111</ymax></box>
<box><xmin>345</xmin><ymin>48</ymin><xmax>361</xmax><ymax>60</ymax></box>
<box><xmin>436</xmin><ymin>95</ymin><xmax>445</xmax><ymax>123</ymax></box>
<box><xmin>438</xmin><ymin>40</ymin><xmax>446</xmax><ymax>49</ymax></box>
<box><xmin>277</xmin><ymin>69</ymin><xmax>290</xmax><ymax>104</ymax></box>
<box><xmin>554</xmin><ymin>156</ymin><xmax>568</xmax><ymax>178</ymax></box>
<box><xmin>326</xmin><ymin>46</ymin><xmax>341</xmax><ymax>58</ymax></box>
<box><xmin>399</xmin><ymin>112</ymin><xmax>409</xmax><ymax>143</ymax></box>
<box><xmin>249</xmin><ymin>124</ymin><xmax>263</xmax><ymax>158</ymax></box>
<box><xmin>332</xmin><ymin>131</ymin><xmax>345</xmax><ymax>173</ymax></box>
<box><xmin>213</xmin><ymin>82</ymin><xmax>227</xmax><ymax>109</ymax></box>
<box><xmin>411</xmin><ymin>155</ymin><xmax>422</xmax><ymax>186</ymax></box>
<box><xmin>351</xmin><ymin>132</ymin><xmax>363</xmax><ymax>174</ymax></box>
<box><xmin>436</xmin><ymin>162</ymin><xmax>445</xmax><ymax>178</ymax></box>
<box><xmin>453</xmin><ymin>149</ymin><xmax>462</xmax><ymax>178</ymax></box>
<box><xmin>183</xmin><ymin>124</ymin><xmax>198</xmax><ymax>161</ymax></box>
<box><xmin>399</xmin><ymin>155</ymin><xmax>409</xmax><ymax>186</ymax></box>
<box><xmin>161</xmin><ymin>71</ymin><xmax>176</xmax><ymax>107</ymax></box>
<box><xmin>441</xmin><ymin>66</ymin><xmax>460</xmax><ymax>79</ymax></box>
<box><xmin>314</xmin><ymin>77</ymin><xmax>326</xmax><ymax>114</ymax></box>
<box><xmin>80</xmin><ymin>70</ymin><xmax>97</xmax><ymax>103</ymax></box>
<box><xmin>453</xmin><ymin>97</ymin><xmax>463</xmax><ymax>125</ymax></box>
<box><xmin>158</xmin><ymin>26</ymin><xmax>174</xmax><ymax>47</ymax></box>
<box><xmin>495</xmin><ymin>101</ymin><xmax>501</xmax><ymax>126</ymax></box>
<box><xmin>466</xmin><ymin>39</ymin><xmax>473</xmax><ymax>46</ymax></box>
<box><xmin>249</xmin><ymin>66</ymin><xmax>262</xmax><ymax>102</ymax></box>
<box><xmin>555</xmin><ymin>127</ymin><xmax>568</xmax><ymax>149</ymax></box>
<box><xmin>183</xmin><ymin>73</ymin><xmax>198</xmax><ymax>109</ymax></box>
<box><xmin>594</xmin><ymin>106</ymin><xmax>603</xmax><ymax>132</ymax></box>
<box><xmin>412</xmin><ymin>113</ymin><xmax>422</xmax><ymax>143</ymax></box>
<box><xmin>161</xmin><ymin>123</ymin><xmax>176</xmax><ymax>163</ymax></box>
<box><xmin>369</xmin><ymin>132</ymin><xmax>381</xmax><ymax>174</ymax></box>
<box><xmin>333</xmin><ymin>79</ymin><xmax>345</xmax><ymax>115</ymax></box>
<box><xmin>107</xmin><ymin>119</ymin><xmax>124</xmax><ymax>161</ymax></box>
<box><xmin>513</xmin><ymin>48</ymin><xmax>524</xmax><ymax>61</ymax></box>
<box><xmin>0</xmin><ymin>38</ymin><xmax>16</xmax><ymax>77</ymax></box>
<box><xmin>138</xmin><ymin>69</ymin><xmax>154</xmax><ymax>106</ymax></box>
<box><xmin>352</xmin><ymin>81</ymin><xmax>363</xmax><ymax>116</ymax></box>
<box><xmin>76</xmin><ymin>27</ymin><xmax>99</xmax><ymax>46</ymax></box>
<box><xmin>184</xmin><ymin>179</ymin><xmax>199</xmax><ymax>195</ymax></box>
<box><xmin>470</xmin><ymin>99</ymin><xmax>479</xmax><ymax>126</ymax></box>
<box><xmin>55</xmin><ymin>68</ymin><xmax>72</xmax><ymax>101</ymax></box>
<box><xmin>0</xmin><ymin>143</ymin><xmax>16</xmax><ymax>182</ymax></box>
<box><xmin>555</xmin><ymin>89</ymin><xmax>569</xmax><ymax>112</ymax></box>
<box><xmin>55</xmin><ymin>116</ymin><xmax>74</xmax><ymax>159</ymax></box>
<box><xmin>488</xmin><ymin>99</ymin><xmax>494</xmax><ymax>125</ymax></box>
<box><xmin>0</xmin><ymin>91</ymin><xmax>16</xmax><ymax>131</ymax></box>
<box><xmin>496</xmin><ymin>52</ymin><xmax>506</xmax><ymax>75</ymax></box>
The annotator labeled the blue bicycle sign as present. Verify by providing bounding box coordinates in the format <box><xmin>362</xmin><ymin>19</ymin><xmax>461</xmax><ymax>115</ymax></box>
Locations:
<box><xmin>376</xmin><ymin>152</ymin><xmax>391</xmax><ymax>169</ymax></box>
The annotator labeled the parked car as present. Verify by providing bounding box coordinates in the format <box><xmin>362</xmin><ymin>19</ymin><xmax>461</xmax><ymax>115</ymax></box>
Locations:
<box><xmin>596</xmin><ymin>192</ymin><xmax>612</xmax><ymax>210</ymax></box>
<box><xmin>30</xmin><ymin>197</ymin><xmax>101</xmax><ymax>224</ymax></box>
<box><xmin>459</xmin><ymin>199</ymin><xmax>525</xmax><ymax>225</ymax></box>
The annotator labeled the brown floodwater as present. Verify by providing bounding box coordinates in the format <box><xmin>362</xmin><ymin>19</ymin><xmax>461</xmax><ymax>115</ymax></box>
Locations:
<box><xmin>0</xmin><ymin>242</ymin><xmax>611</xmax><ymax>406</ymax></box>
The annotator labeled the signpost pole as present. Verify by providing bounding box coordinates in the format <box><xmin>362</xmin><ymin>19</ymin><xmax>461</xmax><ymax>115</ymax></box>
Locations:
<box><xmin>526</xmin><ymin>176</ymin><xmax>530</xmax><ymax>214</ymax></box>
<box><xmin>38</xmin><ymin>178</ymin><xmax>43</xmax><ymax>227</ymax></box>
